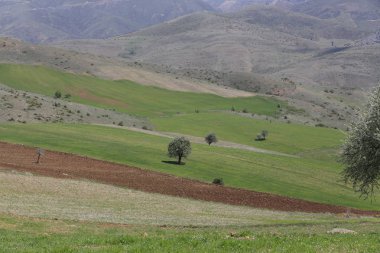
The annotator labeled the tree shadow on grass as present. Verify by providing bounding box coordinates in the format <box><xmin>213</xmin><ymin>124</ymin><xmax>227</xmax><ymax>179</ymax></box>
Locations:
<box><xmin>162</xmin><ymin>160</ymin><xmax>186</xmax><ymax>166</ymax></box>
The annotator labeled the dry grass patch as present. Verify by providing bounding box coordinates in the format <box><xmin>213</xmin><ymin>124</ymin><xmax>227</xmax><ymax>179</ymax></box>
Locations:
<box><xmin>0</xmin><ymin>170</ymin><xmax>353</xmax><ymax>226</ymax></box>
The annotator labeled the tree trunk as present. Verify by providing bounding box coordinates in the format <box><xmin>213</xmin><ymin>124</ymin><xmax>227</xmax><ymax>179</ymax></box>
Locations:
<box><xmin>178</xmin><ymin>155</ymin><xmax>182</xmax><ymax>165</ymax></box>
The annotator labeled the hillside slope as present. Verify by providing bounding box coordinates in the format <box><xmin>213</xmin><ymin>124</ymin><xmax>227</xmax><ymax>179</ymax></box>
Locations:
<box><xmin>56</xmin><ymin>7</ymin><xmax>379</xmax><ymax>89</ymax></box>
<box><xmin>54</xmin><ymin>7</ymin><xmax>380</xmax><ymax>128</ymax></box>
<box><xmin>0</xmin><ymin>0</ymin><xmax>213</xmax><ymax>43</ymax></box>
<box><xmin>0</xmin><ymin>37</ymin><xmax>251</xmax><ymax>97</ymax></box>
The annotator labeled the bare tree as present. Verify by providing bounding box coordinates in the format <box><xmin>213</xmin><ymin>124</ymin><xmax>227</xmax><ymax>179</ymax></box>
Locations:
<box><xmin>36</xmin><ymin>148</ymin><xmax>44</xmax><ymax>164</ymax></box>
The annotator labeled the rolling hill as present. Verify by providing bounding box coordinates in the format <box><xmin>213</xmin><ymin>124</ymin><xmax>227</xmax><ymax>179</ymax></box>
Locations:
<box><xmin>54</xmin><ymin>6</ymin><xmax>380</xmax><ymax>128</ymax></box>
<box><xmin>0</xmin><ymin>0</ymin><xmax>213</xmax><ymax>43</ymax></box>
<box><xmin>0</xmin><ymin>1</ymin><xmax>380</xmax><ymax>251</ymax></box>
<box><xmin>0</xmin><ymin>37</ymin><xmax>252</xmax><ymax>98</ymax></box>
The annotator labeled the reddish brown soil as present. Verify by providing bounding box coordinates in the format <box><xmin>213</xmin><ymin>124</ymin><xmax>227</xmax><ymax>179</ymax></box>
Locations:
<box><xmin>0</xmin><ymin>142</ymin><xmax>379</xmax><ymax>216</ymax></box>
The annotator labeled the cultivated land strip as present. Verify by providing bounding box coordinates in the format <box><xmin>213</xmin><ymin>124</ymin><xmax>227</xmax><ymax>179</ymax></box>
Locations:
<box><xmin>0</xmin><ymin>142</ymin><xmax>378</xmax><ymax>215</ymax></box>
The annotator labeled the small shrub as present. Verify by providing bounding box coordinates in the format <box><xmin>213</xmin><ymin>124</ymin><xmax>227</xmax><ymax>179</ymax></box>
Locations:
<box><xmin>212</xmin><ymin>178</ymin><xmax>224</xmax><ymax>186</ymax></box>
<box><xmin>255</xmin><ymin>134</ymin><xmax>266</xmax><ymax>141</ymax></box>
<box><xmin>255</xmin><ymin>130</ymin><xmax>268</xmax><ymax>141</ymax></box>
<box><xmin>54</xmin><ymin>91</ymin><xmax>62</xmax><ymax>99</ymax></box>
<box><xmin>64</xmin><ymin>94</ymin><xmax>71</xmax><ymax>99</ymax></box>
<box><xmin>315</xmin><ymin>123</ymin><xmax>327</xmax><ymax>128</ymax></box>
<box><xmin>205</xmin><ymin>133</ymin><xmax>218</xmax><ymax>146</ymax></box>
<box><xmin>118</xmin><ymin>121</ymin><xmax>124</xmax><ymax>126</ymax></box>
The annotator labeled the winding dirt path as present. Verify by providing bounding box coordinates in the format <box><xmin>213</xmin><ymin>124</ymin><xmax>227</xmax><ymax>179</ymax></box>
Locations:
<box><xmin>0</xmin><ymin>142</ymin><xmax>378</xmax><ymax>216</ymax></box>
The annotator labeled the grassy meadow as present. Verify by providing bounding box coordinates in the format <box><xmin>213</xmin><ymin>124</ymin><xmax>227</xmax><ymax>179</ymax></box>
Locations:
<box><xmin>151</xmin><ymin>112</ymin><xmax>344</xmax><ymax>155</ymax></box>
<box><xmin>0</xmin><ymin>64</ymin><xmax>283</xmax><ymax>117</ymax></box>
<box><xmin>0</xmin><ymin>123</ymin><xmax>378</xmax><ymax>210</ymax></box>
<box><xmin>0</xmin><ymin>213</ymin><xmax>379</xmax><ymax>253</ymax></box>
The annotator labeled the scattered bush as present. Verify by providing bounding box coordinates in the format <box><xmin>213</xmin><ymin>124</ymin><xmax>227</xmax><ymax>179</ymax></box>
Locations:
<box><xmin>315</xmin><ymin>123</ymin><xmax>327</xmax><ymax>128</ymax></box>
<box><xmin>212</xmin><ymin>178</ymin><xmax>224</xmax><ymax>186</ymax></box>
<box><xmin>54</xmin><ymin>91</ymin><xmax>62</xmax><ymax>99</ymax></box>
<box><xmin>255</xmin><ymin>130</ymin><xmax>269</xmax><ymax>141</ymax></box>
<box><xmin>205</xmin><ymin>133</ymin><xmax>218</xmax><ymax>146</ymax></box>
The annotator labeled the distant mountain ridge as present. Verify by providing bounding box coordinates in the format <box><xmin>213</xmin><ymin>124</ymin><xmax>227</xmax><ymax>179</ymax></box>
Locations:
<box><xmin>55</xmin><ymin>6</ymin><xmax>380</xmax><ymax>90</ymax></box>
<box><xmin>204</xmin><ymin>0</ymin><xmax>307</xmax><ymax>11</ymax></box>
<box><xmin>0</xmin><ymin>0</ymin><xmax>213</xmax><ymax>43</ymax></box>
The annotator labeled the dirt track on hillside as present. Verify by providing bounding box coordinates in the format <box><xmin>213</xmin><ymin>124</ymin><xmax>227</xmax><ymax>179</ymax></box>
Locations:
<box><xmin>0</xmin><ymin>142</ymin><xmax>378</xmax><ymax>216</ymax></box>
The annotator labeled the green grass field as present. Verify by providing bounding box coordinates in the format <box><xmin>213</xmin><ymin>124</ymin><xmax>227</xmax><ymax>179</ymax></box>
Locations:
<box><xmin>0</xmin><ymin>64</ymin><xmax>344</xmax><ymax>157</ymax></box>
<box><xmin>1</xmin><ymin>213</ymin><xmax>379</xmax><ymax>253</ymax></box>
<box><xmin>0</xmin><ymin>123</ymin><xmax>378</xmax><ymax>210</ymax></box>
<box><xmin>151</xmin><ymin>112</ymin><xmax>345</xmax><ymax>155</ymax></box>
<box><xmin>0</xmin><ymin>64</ymin><xmax>284</xmax><ymax>117</ymax></box>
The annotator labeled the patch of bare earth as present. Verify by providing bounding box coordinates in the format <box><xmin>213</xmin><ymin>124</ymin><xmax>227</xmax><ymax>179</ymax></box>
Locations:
<box><xmin>0</xmin><ymin>142</ymin><xmax>378</xmax><ymax>216</ymax></box>
<box><xmin>76</xmin><ymin>89</ymin><xmax>129</xmax><ymax>109</ymax></box>
<box><xmin>98</xmin><ymin>65</ymin><xmax>255</xmax><ymax>98</ymax></box>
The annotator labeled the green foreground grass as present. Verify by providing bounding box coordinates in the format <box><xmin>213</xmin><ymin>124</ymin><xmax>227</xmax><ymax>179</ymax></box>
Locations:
<box><xmin>0</xmin><ymin>123</ymin><xmax>378</xmax><ymax>210</ymax></box>
<box><xmin>0</xmin><ymin>64</ymin><xmax>283</xmax><ymax>117</ymax></box>
<box><xmin>0</xmin><ymin>214</ymin><xmax>379</xmax><ymax>253</ymax></box>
